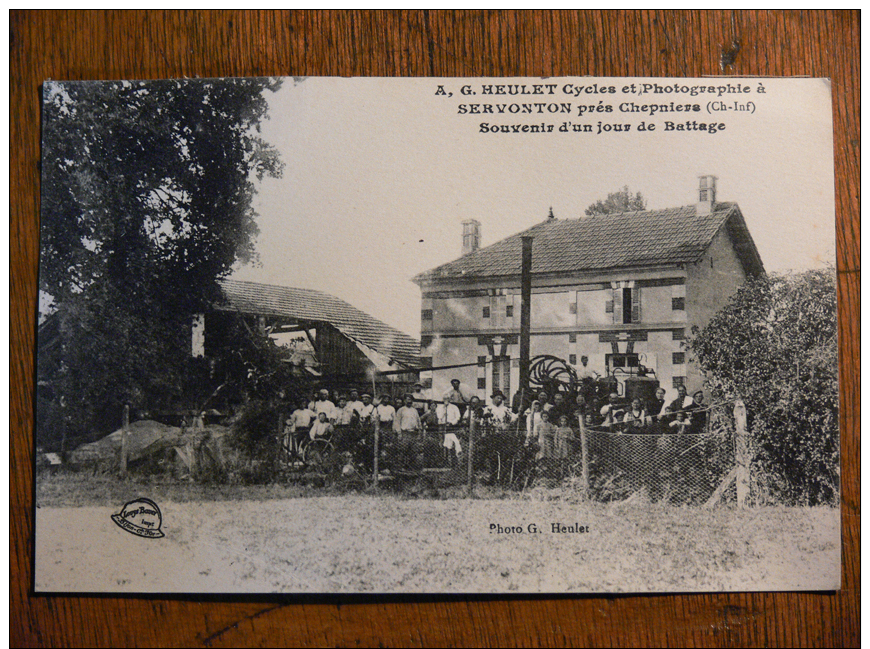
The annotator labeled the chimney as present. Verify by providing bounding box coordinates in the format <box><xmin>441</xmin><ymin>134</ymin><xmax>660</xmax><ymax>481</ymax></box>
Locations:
<box><xmin>697</xmin><ymin>175</ymin><xmax>718</xmax><ymax>215</ymax></box>
<box><xmin>461</xmin><ymin>219</ymin><xmax>481</xmax><ymax>255</ymax></box>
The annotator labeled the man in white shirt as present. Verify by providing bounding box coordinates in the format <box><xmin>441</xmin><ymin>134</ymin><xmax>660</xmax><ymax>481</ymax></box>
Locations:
<box><xmin>484</xmin><ymin>390</ymin><xmax>516</xmax><ymax>430</ymax></box>
<box><xmin>393</xmin><ymin>394</ymin><xmax>422</xmax><ymax>437</ymax></box>
<box><xmin>443</xmin><ymin>378</ymin><xmax>471</xmax><ymax>406</ymax></box>
<box><xmin>312</xmin><ymin>389</ymin><xmax>336</xmax><ymax>422</ymax></box>
<box><xmin>435</xmin><ymin>395</ymin><xmax>462</xmax><ymax>464</ymax></box>
<box><xmin>334</xmin><ymin>395</ymin><xmax>356</xmax><ymax>426</ymax></box>
<box><xmin>436</xmin><ymin>396</ymin><xmax>461</xmax><ymax>427</ymax></box>
<box><xmin>394</xmin><ymin>394</ymin><xmax>424</xmax><ymax>470</ymax></box>
<box><xmin>287</xmin><ymin>399</ymin><xmax>315</xmax><ymax>432</ymax></box>
<box><xmin>358</xmin><ymin>393</ymin><xmax>376</xmax><ymax>425</ymax></box>
<box><xmin>284</xmin><ymin>399</ymin><xmax>315</xmax><ymax>454</ymax></box>
<box><xmin>375</xmin><ymin>395</ymin><xmax>396</xmax><ymax>427</ymax></box>
<box><xmin>577</xmin><ymin>355</ymin><xmax>600</xmax><ymax>380</ymax></box>
<box><xmin>347</xmin><ymin>389</ymin><xmax>364</xmax><ymax>415</ymax></box>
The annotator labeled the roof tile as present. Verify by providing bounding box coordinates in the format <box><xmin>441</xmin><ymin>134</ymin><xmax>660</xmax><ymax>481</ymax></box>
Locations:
<box><xmin>415</xmin><ymin>203</ymin><xmax>737</xmax><ymax>282</ymax></box>
<box><xmin>219</xmin><ymin>280</ymin><xmax>420</xmax><ymax>369</ymax></box>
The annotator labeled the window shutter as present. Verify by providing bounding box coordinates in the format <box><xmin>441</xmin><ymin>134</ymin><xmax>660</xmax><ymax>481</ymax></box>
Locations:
<box><xmin>631</xmin><ymin>286</ymin><xmax>641</xmax><ymax>323</ymax></box>
<box><xmin>605</xmin><ymin>299</ymin><xmax>614</xmax><ymax>314</ymax></box>
<box><xmin>612</xmin><ymin>287</ymin><xmax>622</xmax><ymax>324</ymax></box>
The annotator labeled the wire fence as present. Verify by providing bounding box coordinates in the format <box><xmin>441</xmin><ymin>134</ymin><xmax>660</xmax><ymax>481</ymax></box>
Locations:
<box><xmin>268</xmin><ymin>399</ymin><xmax>740</xmax><ymax>506</ymax></box>
<box><xmin>82</xmin><ymin>398</ymin><xmax>741</xmax><ymax>506</ymax></box>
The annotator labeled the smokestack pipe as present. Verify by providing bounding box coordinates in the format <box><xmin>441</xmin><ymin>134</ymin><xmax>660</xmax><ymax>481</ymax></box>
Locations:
<box><xmin>519</xmin><ymin>236</ymin><xmax>533</xmax><ymax>397</ymax></box>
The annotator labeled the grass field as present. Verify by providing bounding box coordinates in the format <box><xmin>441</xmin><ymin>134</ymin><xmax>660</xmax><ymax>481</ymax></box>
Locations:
<box><xmin>34</xmin><ymin>474</ymin><xmax>840</xmax><ymax>594</ymax></box>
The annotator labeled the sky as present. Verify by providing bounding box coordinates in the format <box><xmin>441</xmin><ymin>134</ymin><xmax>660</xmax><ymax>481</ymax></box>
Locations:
<box><xmin>230</xmin><ymin>77</ymin><xmax>836</xmax><ymax>338</ymax></box>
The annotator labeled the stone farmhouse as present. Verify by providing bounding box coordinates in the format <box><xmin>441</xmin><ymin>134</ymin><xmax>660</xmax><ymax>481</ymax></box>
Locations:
<box><xmin>412</xmin><ymin>176</ymin><xmax>764</xmax><ymax>402</ymax></box>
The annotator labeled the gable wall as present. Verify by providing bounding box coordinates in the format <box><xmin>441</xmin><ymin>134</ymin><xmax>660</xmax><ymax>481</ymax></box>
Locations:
<box><xmin>684</xmin><ymin>226</ymin><xmax>748</xmax><ymax>391</ymax></box>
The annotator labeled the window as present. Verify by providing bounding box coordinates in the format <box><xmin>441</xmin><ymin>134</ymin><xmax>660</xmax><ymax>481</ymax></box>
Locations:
<box><xmin>672</xmin><ymin>329</ymin><xmax>685</xmax><ymax>341</ymax></box>
<box><xmin>606</xmin><ymin>353</ymin><xmax>640</xmax><ymax>374</ymax></box>
<box><xmin>673</xmin><ymin>376</ymin><xmax>686</xmax><ymax>389</ymax></box>
<box><xmin>482</xmin><ymin>306</ymin><xmax>490</xmax><ymax>318</ymax></box>
<box><xmin>568</xmin><ymin>333</ymin><xmax>577</xmax><ymax>343</ymax></box>
<box><xmin>672</xmin><ymin>352</ymin><xmax>685</xmax><ymax>365</ymax></box>
<box><xmin>477</xmin><ymin>355</ymin><xmax>487</xmax><ymax>367</ymax></box>
<box><xmin>492</xmin><ymin>356</ymin><xmax>511</xmax><ymax>397</ymax></box>
<box><xmin>477</xmin><ymin>377</ymin><xmax>486</xmax><ymax>389</ymax></box>
<box><xmin>506</xmin><ymin>305</ymin><xmax>514</xmax><ymax>318</ymax></box>
<box><xmin>569</xmin><ymin>302</ymin><xmax>577</xmax><ymax>314</ymax></box>
<box><xmin>421</xmin><ymin>309</ymin><xmax>433</xmax><ymax>321</ymax></box>
<box><xmin>605</xmin><ymin>299</ymin><xmax>614</xmax><ymax>313</ymax></box>
<box><xmin>672</xmin><ymin>297</ymin><xmax>685</xmax><ymax>311</ymax></box>
<box><xmin>420</xmin><ymin>335</ymin><xmax>432</xmax><ymax>347</ymax></box>
<box><xmin>612</xmin><ymin>286</ymin><xmax>641</xmax><ymax>323</ymax></box>
<box><xmin>420</xmin><ymin>357</ymin><xmax>433</xmax><ymax>369</ymax></box>
<box><xmin>569</xmin><ymin>354</ymin><xmax>577</xmax><ymax>365</ymax></box>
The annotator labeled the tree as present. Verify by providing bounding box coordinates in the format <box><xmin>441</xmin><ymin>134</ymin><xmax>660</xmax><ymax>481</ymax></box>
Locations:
<box><xmin>38</xmin><ymin>78</ymin><xmax>285</xmax><ymax>450</ymax></box>
<box><xmin>687</xmin><ymin>269</ymin><xmax>838</xmax><ymax>505</ymax></box>
<box><xmin>584</xmin><ymin>186</ymin><xmax>647</xmax><ymax>216</ymax></box>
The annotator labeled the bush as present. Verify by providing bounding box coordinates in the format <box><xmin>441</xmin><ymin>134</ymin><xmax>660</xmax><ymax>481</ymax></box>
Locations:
<box><xmin>688</xmin><ymin>269</ymin><xmax>838</xmax><ymax>505</ymax></box>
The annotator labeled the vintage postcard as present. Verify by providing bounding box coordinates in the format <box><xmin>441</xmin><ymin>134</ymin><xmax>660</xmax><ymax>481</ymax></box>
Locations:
<box><xmin>35</xmin><ymin>76</ymin><xmax>839</xmax><ymax>593</ymax></box>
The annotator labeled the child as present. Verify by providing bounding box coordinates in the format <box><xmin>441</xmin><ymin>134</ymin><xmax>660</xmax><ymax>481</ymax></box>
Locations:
<box><xmin>669</xmin><ymin>411</ymin><xmax>691</xmax><ymax>434</ymax></box>
<box><xmin>537</xmin><ymin>410</ymin><xmax>556</xmax><ymax>460</ymax></box>
<box><xmin>554</xmin><ymin>414</ymin><xmax>574</xmax><ymax>460</ymax></box>
<box><xmin>525</xmin><ymin>400</ymin><xmax>543</xmax><ymax>446</ymax></box>
<box><xmin>622</xmin><ymin>398</ymin><xmax>647</xmax><ymax>431</ymax></box>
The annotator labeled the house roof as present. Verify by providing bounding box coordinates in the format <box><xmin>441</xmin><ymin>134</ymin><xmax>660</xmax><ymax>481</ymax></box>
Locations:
<box><xmin>413</xmin><ymin>202</ymin><xmax>764</xmax><ymax>284</ymax></box>
<box><xmin>218</xmin><ymin>279</ymin><xmax>420</xmax><ymax>369</ymax></box>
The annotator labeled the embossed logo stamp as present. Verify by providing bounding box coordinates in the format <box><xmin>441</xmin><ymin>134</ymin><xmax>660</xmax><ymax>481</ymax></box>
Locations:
<box><xmin>111</xmin><ymin>498</ymin><xmax>165</xmax><ymax>539</ymax></box>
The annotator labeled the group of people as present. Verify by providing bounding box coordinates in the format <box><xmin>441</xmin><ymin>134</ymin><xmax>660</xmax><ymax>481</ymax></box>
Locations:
<box><xmin>282</xmin><ymin>379</ymin><xmax>711</xmax><ymax>471</ymax></box>
<box><xmin>597</xmin><ymin>385</ymin><xmax>709</xmax><ymax>435</ymax></box>
<box><xmin>282</xmin><ymin>379</ymin><xmax>520</xmax><ymax>468</ymax></box>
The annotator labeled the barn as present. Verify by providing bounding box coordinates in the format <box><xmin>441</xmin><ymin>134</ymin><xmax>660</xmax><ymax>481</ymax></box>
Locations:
<box><xmin>201</xmin><ymin>279</ymin><xmax>421</xmax><ymax>396</ymax></box>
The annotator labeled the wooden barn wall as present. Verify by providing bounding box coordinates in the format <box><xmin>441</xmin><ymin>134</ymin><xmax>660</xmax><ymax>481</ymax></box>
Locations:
<box><xmin>314</xmin><ymin>322</ymin><xmax>372</xmax><ymax>380</ymax></box>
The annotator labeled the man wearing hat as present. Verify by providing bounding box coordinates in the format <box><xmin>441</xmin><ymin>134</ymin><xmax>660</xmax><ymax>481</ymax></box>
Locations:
<box><xmin>484</xmin><ymin>390</ymin><xmax>516</xmax><ymax>430</ymax></box>
<box><xmin>347</xmin><ymin>389</ymin><xmax>364</xmax><ymax>416</ymax></box>
<box><xmin>411</xmin><ymin>382</ymin><xmax>429</xmax><ymax>415</ymax></box>
<box><xmin>394</xmin><ymin>393</ymin><xmax>424</xmax><ymax>470</ymax></box>
<box><xmin>443</xmin><ymin>378</ymin><xmax>471</xmax><ymax>406</ymax></box>
<box><xmin>358</xmin><ymin>392</ymin><xmax>375</xmax><ymax>425</ymax></box>
<box><xmin>375</xmin><ymin>394</ymin><xmax>396</xmax><ymax>426</ymax></box>
<box><xmin>313</xmin><ymin>389</ymin><xmax>336</xmax><ymax>422</ymax></box>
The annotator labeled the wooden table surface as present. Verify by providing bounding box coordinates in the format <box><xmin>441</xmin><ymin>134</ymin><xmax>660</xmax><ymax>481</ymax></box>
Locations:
<box><xmin>11</xmin><ymin>10</ymin><xmax>859</xmax><ymax>647</ymax></box>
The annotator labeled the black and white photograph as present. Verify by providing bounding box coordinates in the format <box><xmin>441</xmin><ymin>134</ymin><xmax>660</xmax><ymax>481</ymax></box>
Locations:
<box><xmin>34</xmin><ymin>76</ymin><xmax>839</xmax><ymax>594</ymax></box>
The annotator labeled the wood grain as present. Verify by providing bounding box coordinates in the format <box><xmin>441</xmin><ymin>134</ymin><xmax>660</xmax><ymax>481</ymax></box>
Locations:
<box><xmin>11</xmin><ymin>10</ymin><xmax>859</xmax><ymax>647</ymax></box>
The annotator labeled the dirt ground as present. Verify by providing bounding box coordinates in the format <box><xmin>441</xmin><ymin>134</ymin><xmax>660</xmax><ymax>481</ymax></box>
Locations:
<box><xmin>34</xmin><ymin>492</ymin><xmax>840</xmax><ymax>594</ymax></box>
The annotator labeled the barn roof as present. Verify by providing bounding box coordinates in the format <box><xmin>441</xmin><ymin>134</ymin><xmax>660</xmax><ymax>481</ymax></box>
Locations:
<box><xmin>413</xmin><ymin>202</ymin><xmax>764</xmax><ymax>283</ymax></box>
<box><xmin>218</xmin><ymin>279</ymin><xmax>420</xmax><ymax>369</ymax></box>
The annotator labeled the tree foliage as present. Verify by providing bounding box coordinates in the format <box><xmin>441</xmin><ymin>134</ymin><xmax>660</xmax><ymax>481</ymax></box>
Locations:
<box><xmin>687</xmin><ymin>269</ymin><xmax>839</xmax><ymax>505</ymax></box>
<box><xmin>38</xmin><ymin>78</ymin><xmax>285</xmax><ymax>449</ymax></box>
<box><xmin>584</xmin><ymin>186</ymin><xmax>647</xmax><ymax>216</ymax></box>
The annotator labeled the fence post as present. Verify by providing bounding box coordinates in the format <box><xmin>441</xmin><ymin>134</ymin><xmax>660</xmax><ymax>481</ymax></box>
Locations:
<box><xmin>467</xmin><ymin>408</ymin><xmax>475</xmax><ymax>492</ymax></box>
<box><xmin>734</xmin><ymin>399</ymin><xmax>749</xmax><ymax>507</ymax></box>
<box><xmin>120</xmin><ymin>404</ymin><xmax>130</xmax><ymax>477</ymax></box>
<box><xmin>373</xmin><ymin>413</ymin><xmax>380</xmax><ymax>489</ymax></box>
<box><xmin>277</xmin><ymin>410</ymin><xmax>285</xmax><ymax>468</ymax></box>
<box><xmin>579</xmin><ymin>422</ymin><xmax>589</xmax><ymax>494</ymax></box>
